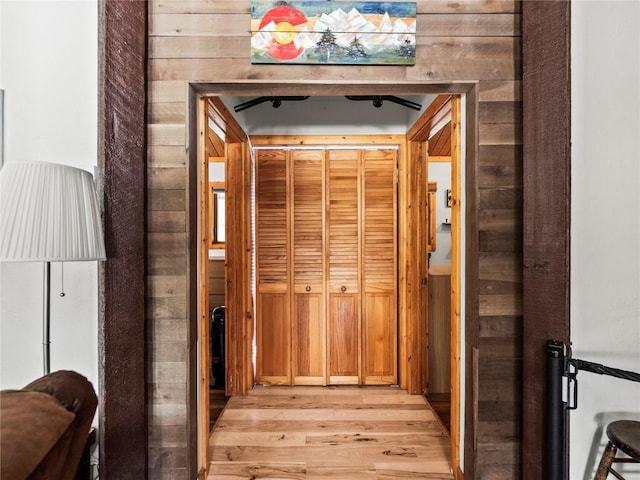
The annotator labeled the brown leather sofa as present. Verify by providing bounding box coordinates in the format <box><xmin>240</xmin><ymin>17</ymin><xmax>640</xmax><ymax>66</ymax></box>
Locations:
<box><xmin>0</xmin><ymin>370</ymin><xmax>98</xmax><ymax>480</ymax></box>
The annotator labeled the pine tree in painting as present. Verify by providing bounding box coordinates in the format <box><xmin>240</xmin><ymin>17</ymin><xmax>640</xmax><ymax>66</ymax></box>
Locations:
<box><xmin>347</xmin><ymin>36</ymin><xmax>367</xmax><ymax>59</ymax></box>
<box><xmin>315</xmin><ymin>28</ymin><xmax>341</xmax><ymax>61</ymax></box>
<box><xmin>398</xmin><ymin>38</ymin><xmax>415</xmax><ymax>58</ymax></box>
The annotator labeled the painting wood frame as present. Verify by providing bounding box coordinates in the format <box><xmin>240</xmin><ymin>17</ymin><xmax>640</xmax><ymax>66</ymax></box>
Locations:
<box><xmin>251</xmin><ymin>1</ymin><xmax>416</xmax><ymax>65</ymax></box>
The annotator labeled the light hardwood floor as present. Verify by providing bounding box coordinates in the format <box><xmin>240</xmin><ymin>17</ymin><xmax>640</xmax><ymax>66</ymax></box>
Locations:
<box><xmin>208</xmin><ymin>386</ymin><xmax>453</xmax><ymax>479</ymax></box>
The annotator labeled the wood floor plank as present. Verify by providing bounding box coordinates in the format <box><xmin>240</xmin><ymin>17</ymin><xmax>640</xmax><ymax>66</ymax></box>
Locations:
<box><xmin>207</xmin><ymin>386</ymin><xmax>453</xmax><ymax>480</ymax></box>
<box><xmin>215</xmin><ymin>419</ymin><xmax>444</xmax><ymax>434</ymax></box>
<box><xmin>306</xmin><ymin>465</ymin><xmax>377</xmax><ymax>479</ymax></box>
<box><xmin>376</xmin><ymin>470</ymin><xmax>454</xmax><ymax>479</ymax></box>
<box><xmin>208</xmin><ymin>462</ymin><xmax>306</xmax><ymax>479</ymax></box>
<box><xmin>304</xmin><ymin>433</ymin><xmax>449</xmax><ymax>446</ymax></box>
<box><xmin>211</xmin><ymin>431</ymin><xmax>307</xmax><ymax>447</ymax></box>
<box><xmin>375</xmin><ymin>460</ymin><xmax>453</xmax><ymax>474</ymax></box>
<box><xmin>228</xmin><ymin>394</ymin><xmax>427</xmax><ymax>408</ymax></box>
<box><xmin>210</xmin><ymin>444</ymin><xmax>450</xmax><ymax>464</ymax></box>
<box><xmin>221</xmin><ymin>408</ymin><xmax>436</xmax><ymax>421</ymax></box>
<box><xmin>365</xmin><ymin>394</ymin><xmax>429</xmax><ymax>405</ymax></box>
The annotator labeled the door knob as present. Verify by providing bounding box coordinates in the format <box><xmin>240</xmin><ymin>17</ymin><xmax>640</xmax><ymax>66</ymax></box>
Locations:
<box><xmin>341</xmin><ymin>285</ymin><xmax>347</xmax><ymax>292</ymax></box>
<box><xmin>305</xmin><ymin>285</ymin><xmax>311</xmax><ymax>292</ymax></box>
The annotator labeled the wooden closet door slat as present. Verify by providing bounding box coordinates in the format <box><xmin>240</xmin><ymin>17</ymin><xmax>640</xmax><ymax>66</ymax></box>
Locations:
<box><xmin>362</xmin><ymin>149</ymin><xmax>397</xmax><ymax>384</ymax></box>
<box><xmin>291</xmin><ymin>149</ymin><xmax>325</xmax><ymax>385</ymax></box>
<box><xmin>327</xmin><ymin>149</ymin><xmax>360</xmax><ymax>384</ymax></box>
<box><xmin>255</xmin><ymin>149</ymin><xmax>291</xmax><ymax>384</ymax></box>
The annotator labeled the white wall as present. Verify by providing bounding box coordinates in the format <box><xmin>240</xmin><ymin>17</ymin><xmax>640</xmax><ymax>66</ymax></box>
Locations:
<box><xmin>428</xmin><ymin>161</ymin><xmax>452</xmax><ymax>267</ymax></box>
<box><xmin>571</xmin><ymin>2</ymin><xmax>640</xmax><ymax>479</ymax></box>
<box><xmin>0</xmin><ymin>0</ymin><xmax>99</xmax><ymax>398</ymax></box>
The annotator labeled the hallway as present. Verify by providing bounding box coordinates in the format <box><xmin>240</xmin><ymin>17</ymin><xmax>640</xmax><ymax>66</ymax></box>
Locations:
<box><xmin>208</xmin><ymin>386</ymin><xmax>453</xmax><ymax>479</ymax></box>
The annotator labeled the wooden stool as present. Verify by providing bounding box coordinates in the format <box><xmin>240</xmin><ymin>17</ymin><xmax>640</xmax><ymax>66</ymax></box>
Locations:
<box><xmin>595</xmin><ymin>420</ymin><xmax>640</xmax><ymax>479</ymax></box>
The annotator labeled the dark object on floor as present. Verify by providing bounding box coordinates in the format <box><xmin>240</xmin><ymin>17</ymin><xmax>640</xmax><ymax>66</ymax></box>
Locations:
<box><xmin>595</xmin><ymin>420</ymin><xmax>640</xmax><ymax>480</ymax></box>
<box><xmin>209</xmin><ymin>388</ymin><xmax>228</xmax><ymax>432</ymax></box>
<box><xmin>0</xmin><ymin>370</ymin><xmax>98</xmax><ymax>480</ymax></box>
<box><xmin>426</xmin><ymin>393</ymin><xmax>450</xmax><ymax>431</ymax></box>
<box><xmin>211</xmin><ymin>305</ymin><xmax>226</xmax><ymax>388</ymax></box>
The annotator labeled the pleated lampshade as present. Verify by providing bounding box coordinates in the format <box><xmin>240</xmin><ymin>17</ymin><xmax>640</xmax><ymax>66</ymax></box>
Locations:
<box><xmin>0</xmin><ymin>161</ymin><xmax>106</xmax><ymax>262</ymax></box>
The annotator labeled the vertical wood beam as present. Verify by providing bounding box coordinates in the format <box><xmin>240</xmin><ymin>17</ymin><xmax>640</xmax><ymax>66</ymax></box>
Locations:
<box><xmin>98</xmin><ymin>1</ymin><xmax>147</xmax><ymax>478</ymax></box>
<box><xmin>449</xmin><ymin>95</ymin><xmax>462</xmax><ymax>476</ymax></box>
<box><xmin>225</xmin><ymin>142</ymin><xmax>250</xmax><ymax>395</ymax></box>
<box><xmin>187</xmin><ymin>88</ymin><xmax>200</xmax><ymax>478</ymax></box>
<box><xmin>463</xmin><ymin>86</ymin><xmax>480</xmax><ymax>479</ymax></box>
<box><xmin>418</xmin><ymin>142</ymin><xmax>429</xmax><ymax>395</ymax></box>
<box><xmin>397</xmin><ymin>140</ymin><xmax>409</xmax><ymax>391</ymax></box>
<box><xmin>522</xmin><ymin>2</ymin><xmax>571</xmax><ymax>479</ymax></box>
<box><xmin>399</xmin><ymin>139</ymin><xmax>421</xmax><ymax>393</ymax></box>
<box><xmin>197</xmin><ymin>97</ymin><xmax>210</xmax><ymax>474</ymax></box>
<box><xmin>242</xmin><ymin>143</ymin><xmax>254</xmax><ymax>393</ymax></box>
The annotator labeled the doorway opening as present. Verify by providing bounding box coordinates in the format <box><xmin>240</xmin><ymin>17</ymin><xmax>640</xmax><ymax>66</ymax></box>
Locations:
<box><xmin>190</xmin><ymin>82</ymin><xmax>476</xmax><ymax>477</ymax></box>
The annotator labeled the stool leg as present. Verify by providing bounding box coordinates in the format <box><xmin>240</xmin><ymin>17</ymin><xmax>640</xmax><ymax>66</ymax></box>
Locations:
<box><xmin>595</xmin><ymin>441</ymin><xmax>618</xmax><ymax>480</ymax></box>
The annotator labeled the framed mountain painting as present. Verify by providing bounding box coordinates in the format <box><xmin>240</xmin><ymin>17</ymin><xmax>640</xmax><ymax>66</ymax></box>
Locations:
<box><xmin>251</xmin><ymin>1</ymin><xmax>417</xmax><ymax>65</ymax></box>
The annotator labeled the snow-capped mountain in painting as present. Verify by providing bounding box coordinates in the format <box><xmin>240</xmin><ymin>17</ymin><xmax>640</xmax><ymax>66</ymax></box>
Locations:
<box><xmin>311</xmin><ymin>9</ymin><xmax>415</xmax><ymax>48</ymax></box>
<box><xmin>250</xmin><ymin>1</ymin><xmax>417</xmax><ymax>65</ymax></box>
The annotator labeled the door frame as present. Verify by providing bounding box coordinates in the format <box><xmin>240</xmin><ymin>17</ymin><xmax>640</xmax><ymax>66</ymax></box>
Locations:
<box><xmin>407</xmin><ymin>94</ymin><xmax>465</xmax><ymax>475</ymax></box>
<box><xmin>190</xmin><ymin>83</ymin><xmax>477</xmax><ymax>477</ymax></box>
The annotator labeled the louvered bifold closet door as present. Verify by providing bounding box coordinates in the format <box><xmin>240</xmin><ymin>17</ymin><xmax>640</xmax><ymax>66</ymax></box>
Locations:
<box><xmin>255</xmin><ymin>150</ymin><xmax>291</xmax><ymax>385</ymax></box>
<box><xmin>326</xmin><ymin>150</ymin><xmax>361</xmax><ymax>385</ymax></box>
<box><xmin>291</xmin><ymin>150</ymin><xmax>326</xmax><ymax>385</ymax></box>
<box><xmin>362</xmin><ymin>149</ymin><xmax>398</xmax><ymax>384</ymax></box>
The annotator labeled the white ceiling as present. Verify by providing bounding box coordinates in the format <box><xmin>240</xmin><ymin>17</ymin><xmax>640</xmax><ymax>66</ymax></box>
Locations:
<box><xmin>221</xmin><ymin>95</ymin><xmax>435</xmax><ymax>135</ymax></box>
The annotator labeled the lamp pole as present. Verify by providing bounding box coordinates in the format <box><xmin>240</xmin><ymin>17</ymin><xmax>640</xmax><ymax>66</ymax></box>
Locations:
<box><xmin>43</xmin><ymin>261</ymin><xmax>51</xmax><ymax>374</ymax></box>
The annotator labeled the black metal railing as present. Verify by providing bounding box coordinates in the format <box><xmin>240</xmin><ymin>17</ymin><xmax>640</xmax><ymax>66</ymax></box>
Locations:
<box><xmin>546</xmin><ymin>341</ymin><xmax>640</xmax><ymax>480</ymax></box>
<box><xmin>547</xmin><ymin>341</ymin><xmax>567</xmax><ymax>480</ymax></box>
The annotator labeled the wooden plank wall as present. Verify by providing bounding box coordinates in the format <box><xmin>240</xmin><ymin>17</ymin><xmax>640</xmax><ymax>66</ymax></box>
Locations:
<box><xmin>146</xmin><ymin>1</ymin><xmax>523</xmax><ymax>479</ymax></box>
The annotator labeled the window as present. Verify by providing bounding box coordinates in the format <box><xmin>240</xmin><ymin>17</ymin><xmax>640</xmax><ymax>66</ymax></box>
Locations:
<box><xmin>210</xmin><ymin>183</ymin><xmax>225</xmax><ymax>246</ymax></box>
<box><xmin>209</xmin><ymin>158</ymin><xmax>225</xmax><ymax>248</ymax></box>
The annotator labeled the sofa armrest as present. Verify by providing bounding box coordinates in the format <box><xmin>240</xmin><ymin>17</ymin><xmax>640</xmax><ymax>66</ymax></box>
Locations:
<box><xmin>23</xmin><ymin>371</ymin><xmax>98</xmax><ymax>480</ymax></box>
<box><xmin>0</xmin><ymin>390</ymin><xmax>75</xmax><ymax>480</ymax></box>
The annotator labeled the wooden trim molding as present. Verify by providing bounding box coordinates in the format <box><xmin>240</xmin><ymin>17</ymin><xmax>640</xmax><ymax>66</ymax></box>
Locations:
<box><xmin>209</xmin><ymin>97</ymin><xmax>247</xmax><ymax>144</ymax></box>
<box><xmin>188</xmin><ymin>87</ymin><xmax>200</xmax><ymax>479</ymax></box>
<box><xmin>463</xmin><ymin>85</ymin><xmax>480</xmax><ymax>479</ymax></box>
<box><xmin>449</xmin><ymin>95</ymin><xmax>462</xmax><ymax>477</ymax></box>
<box><xmin>250</xmin><ymin>134</ymin><xmax>406</xmax><ymax>146</ymax></box>
<box><xmin>522</xmin><ymin>2</ymin><xmax>571</xmax><ymax>479</ymax></box>
<box><xmin>427</xmin><ymin>156</ymin><xmax>452</xmax><ymax>163</ymax></box>
<box><xmin>407</xmin><ymin>95</ymin><xmax>452</xmax><ymax>141</ymax></box>
<box><xmin>98</xmin><ymin>1</ymin><xmax>147</xmax><ymax>478</ymax></box>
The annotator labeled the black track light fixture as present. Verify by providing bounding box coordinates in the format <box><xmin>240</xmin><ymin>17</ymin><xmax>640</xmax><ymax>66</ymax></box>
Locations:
<box><xmin>233</xmin><ymin>95</ymin><xmax>422</xmax><ymax>112</ymax></box>
<box><xmin>233</xmin><ymin>96</ymin><xmax>310</xmax><ymax>112</ymax></box>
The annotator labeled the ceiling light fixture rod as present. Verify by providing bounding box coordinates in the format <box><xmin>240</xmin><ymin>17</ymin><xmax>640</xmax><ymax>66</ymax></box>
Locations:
<box><xmin>233</xmin><ymin>96</ymin><xmax>310</xmax><ymax>112</ymax></box>
<box><xmin>233</xmin><ymin>95</ymin><xmax>422</xmax><ymax>112</ymax></box>
<box><xmin>344</xmin><ymin>95</ymin><xmax>422</xmax><ymax>111</ymax></box>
